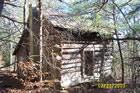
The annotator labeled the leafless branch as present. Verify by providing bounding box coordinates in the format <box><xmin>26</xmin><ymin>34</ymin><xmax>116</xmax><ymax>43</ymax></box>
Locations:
<box><xmin>95</xmin><ymin>0</ymin><xmax>108</xmax><ymax>13</ymax></box>
<box><xmin>119</xmin><ymin>0</ymin><xmax>132</xmax><ymax>7</ymax></box>
<box><xmin>103</xmin><ymin>37</ymin><xmax>140</xmax><ymax>41</ymax></box>
<box><xmin>5</xmin><ymin>2</ymin><xmax>22</xmax><ymax>8</ymax></box>
<box><xmin>1</xmin><ymin>15</ymin><xmax>25</xmax><ymax>24</ymax></box>
<box><xmin>0</xmin><ymin>38</ymin><xmax>17</xmax><ymax>44</ymax></box>
<box><xmin>113</xmin><ymin>2</ymin><xmax>139</xmax><ymax>37</ymax></box>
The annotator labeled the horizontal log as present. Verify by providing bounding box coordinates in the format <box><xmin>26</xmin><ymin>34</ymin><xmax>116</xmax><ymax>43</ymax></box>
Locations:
<box><xmin>105</xmin><ymin>59</ymin><xmax>113</xmax><ymax>62</ymax></box>
<box><xmin>61</xmin><ymin>44</ymin><xmax>87</xmax><ymax>48</ymax></box>
<box><xmin>61</xmin><ymin>69</ymin><xmax>81</xmax><ymax>75</ymax></box>
<box><xmin>62</xmin><ymin>61</ymin><xmax>81</xmax><ymax>65</ymax></box>
<box><xmin>62</xmin><ymin>54</ymin><xmax>81</xmax><ymax>59</ymax></box>
<box><xmin>62</xmin><ymin>49</ymin><xmax>80</xmax><ymax>53</ymax></box>
<box><xmin>61</xmin><ymin>41</ymin><xmax>99</xmax><ymax>44</ymax></box>
<box><xmin>62</xmin><ymin>59</ymin><xmax>82</xmax><ymax>64</ymax></box>
<box><xmin>84</xmin><ymin>48</ymin><xmax>94</xmax><ymax>51</ymax></box>
<box><xmin>62</xmin><ymin>47</ymin><xmax>108</xmax><ymax>53</ymax></box>
<box><xmin>62</xmin><ymin>63</ymin><xmax>81</xmax><ymax>68</ymax></box>
<box><xmin>61</xmin><ymin>65</ymin><xmax>81</xmax><ymax>70</ymax></box>
<box><xmin>61</xmin><ymin>46</ymin><xmax>112</xmax><ymax>49</ymax></box>
<box><xmin>61</xmin><ymin>66</ymin><xmax>81</xmax><ymax>72</ymax></box>
<box><xmin>62</xmin><ymin>47</ymin><xmax>82</xmax><ymax>49</ymax></box>
<box><xmin>94</xmin><ymin>45</ymin><xmax>103</xmax><ymax>47</ymax></box>
<box><xmin>62</xmin><ymin>51</ymin><xmax>81</xmax><ymax>55</ymax></box>
<box><xmin>62</xmin><ymin>57</ymin><xmax>81</xmax><ymax>60</ymax></box>
<box><xmin>62</xmin><ymin>47</ymin><xmax>94</xmax><ymax>51</ymax></box>
<box><xmin>104</xmin><ymin>64</ymin><xmax>112</xmax><ymax>67</ymax></box>
<box><xmin>61</xmin><ymin>44</ymin><xmax>112</xmax><ymax>54</ymax></box>
<box><xmin>103</xmin><ymin>67</ymin><xmax>112</xmax><ymax>71</ymax></box>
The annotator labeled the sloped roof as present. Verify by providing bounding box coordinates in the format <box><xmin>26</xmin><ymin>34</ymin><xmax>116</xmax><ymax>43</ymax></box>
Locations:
<box><xmin>13</xmin><ymin>7</ymin><xmax>100</xmax><ymax>55</ymax></box>
<box><xmin>41</xmin><ymin>7</ymin><xmax>81</xmax><ymax>29</ymax></box>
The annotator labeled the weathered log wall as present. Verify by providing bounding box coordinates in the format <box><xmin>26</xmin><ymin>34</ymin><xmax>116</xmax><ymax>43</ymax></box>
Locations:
<box><xmin>14</xmin><ymin>11</ymin><xmax>113</xmax><ymax>88</ymax></box>
<box><xmin>60</xmin><ymin>41</ymin><xmax>112</xmax><ymax>87</ymax></box>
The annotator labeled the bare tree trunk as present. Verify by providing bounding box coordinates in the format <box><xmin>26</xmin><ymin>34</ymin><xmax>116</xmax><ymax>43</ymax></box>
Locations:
<box><xmin>29</xmin><ymin>4</ymin><xmax>33</xmax><ymax>57</ymax></box>
<box><xmin>10</xmin><ymin>29</ymin><xmax>13</xmax><ymax>70</ymax></box>
<box><xmin>113</xmin><ymin>5</ymin><xmax>124</xmax><ymax>83</ymax></box>
<box><xmin>23</xmin><ymin>0</ymin><xmax>27</xmax><ymax>30</ymax></box>
<box><xmin>9</xmin><ymin>14</ymin><xmax>13</xmax><ymax>70</ymax></box>
<box><xmin>132</xmin><ymin>16</ymin><xmax>137</xmax><ymax>89</ymax></box>
<box><xmin>38</xmin><ymin>0</ymin><xmax>43</xmax><ymax>82</ymax></box>
<box><xmin>0</xmin><ymin>0</ymin><xmax>4</xmax><ymax>16</ymax></box>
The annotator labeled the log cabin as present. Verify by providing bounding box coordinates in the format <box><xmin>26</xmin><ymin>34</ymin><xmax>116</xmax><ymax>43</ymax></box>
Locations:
<box><xmin>13</xmin><ymin>6</ymin><xmax>113</xmax><ymax>88</ymax></box>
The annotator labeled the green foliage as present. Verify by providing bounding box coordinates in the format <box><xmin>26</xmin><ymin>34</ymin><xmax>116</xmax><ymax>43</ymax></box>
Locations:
<box><xmin>3</xmin><ymin>49</ymin><xmax>10</xmax><ymax>66</ymax></box>
<box><xmin>68</xmin><ymin>0</ymin><xmax>114</xmax><ymax>37</ymax></box>
<box><xmin>113</xmin><ymin>53</ymin><xmax>121</xmax><ymax>63</ymax></box>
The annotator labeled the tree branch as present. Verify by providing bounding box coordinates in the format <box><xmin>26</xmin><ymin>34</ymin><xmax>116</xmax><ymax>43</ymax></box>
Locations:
<box><xmin>113</xmin><ymin>2</ymin><xmax>139</xmax><ymax>37</ymax></box>
<box><xmin>103</xmin><ymin>37</ymin><xmax>140</xmax><ymax>41</ymax></box>
<box><xmin>95</xmin><ymin>0</ymin><xmax>108</xmax><ymax>13</ymax></box>
<box><xmin>0</xmin><ymin>38</ymin><xmax>17</xmax><ymax>44</ymax></box>
<box><xmin>1</xmin><ymin>15</ymin><xmax>26</xmax><ymax>24</ymax></box>
<box><xmin>5</xmin><ymin>2</ymin><xmax>22</xmax><ymax>8</ymax></box>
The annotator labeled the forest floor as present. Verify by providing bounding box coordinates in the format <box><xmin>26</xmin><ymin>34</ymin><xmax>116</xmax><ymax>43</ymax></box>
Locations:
<box><xmin>0</xmin><ymin>70</ymin><xmax>139</xmax><ymax>93</ymax></box>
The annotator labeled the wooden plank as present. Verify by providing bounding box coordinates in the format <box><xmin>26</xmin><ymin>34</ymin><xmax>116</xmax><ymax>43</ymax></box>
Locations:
<box><xmin>62</xmin><ymin>57</ymin><xmax>81</xmax><ymax>60</ymax></box>
<box><xmin>61</xmin><ymin>41</ymin><xmax>98</xmax><ymax>44</ymax></box>
<box><xmin>103</xmin><ymin>67</ymin><xmax>112</xmax><ymax>71</ymax></box>
<box><xmin>62</xmin><ymin>49</ymin><xmax>80</xmax><ymax>53</ymax></box>
<box><xmin>94</xmin><ymin>45</ymin><xmax>112</xmax><ymax>48</ymax></box>
<box><xmin>61</xmin><ymin>66</ymin><xmax>81</xmax><ymax>70</ymax></box>
<box><xmin>106</xmin><ymin>59</ymin><xmax>112</xmax><ymax>63</ymax></box>
<box><xmin>61</xmin><ymin>67</ymin><xmax>81</xmax><ymax>74</ymax></box>
<box><xmin>61</xmin><ymin>70</ymin><xmax>81</xmax><ymax>75</ymax></box>
<box><xmin>61</xmin><ymin>44</ymin><xmax>85</xmax><ymax>48</ymax></box>
<box><xmin>62</xmin><ymin>59</ymin><xmax>82</xmax><ymax>64</ymax></box>
<box><xmin>62</xmin><ymin>54</ymin><xmax>81</xmax><ymax>59</ymax></box>
<box><xmin>84</xmin><ymin>48</ymin><xmax>94</xmax><ymax>51</ymax></box>
<box><xmin>106</xmin><ymin>45</ymin><xmax>112</xmax><ymax>47</ymax></box>
<box><xmin>62</xmin><ymin>48</ymin><xmax>96</xmax><ymax>54</ymax></box>
<box><xmin>61</xmin><ymin>44</ymin><xmax>95</xmax><ymax>49</ymax></box>
<box><xmin>94</xmin><ymin>44</ymin><xmax>103</xmax><ymax>47</ymax></box>
<box><xmin>62</xmin><ymin>62</ymin><xmax>81</xmax><ymax>68</ymax></box>
<box><xmin>62</xmin><ymin>47</ymin><xmax>83</xmax><ymax>49</ymax></box>
<box><xmin>62</xmin><ymin>62</ymin><xmax>81</xmax><ymax>65</ymax></box>
<box><xmin>62</xmin><ymin>46</ymin><xmax>105</xmax><ymax>49</ymax></box>
<box><xmin>104</xmin><ymin>64</ymin><xmax>112</xmax><ymax>67</ymax></box>
<box><xmin>62</xmin><ymin>51</ymin><xmax>81</xmax><ymax>55</ymax></box>
<box><xmin>64</xmin><ymin>47</ymin><xmax>94</xmax><ymax>51</ymax></box>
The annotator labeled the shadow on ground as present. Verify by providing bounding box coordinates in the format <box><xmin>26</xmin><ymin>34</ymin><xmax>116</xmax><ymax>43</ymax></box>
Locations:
<box><xmin>0</xmin><ymin>70</ymin><xmax>24</xmax><ymax>89</ymax></box>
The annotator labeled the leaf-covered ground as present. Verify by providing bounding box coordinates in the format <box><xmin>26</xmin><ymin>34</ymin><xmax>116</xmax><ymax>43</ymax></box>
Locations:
<box><xmin>0</xmin><ymin>70</ymin><xmax>139</xmax><ymax>93</ymax></box>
